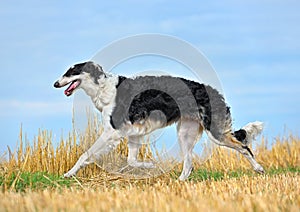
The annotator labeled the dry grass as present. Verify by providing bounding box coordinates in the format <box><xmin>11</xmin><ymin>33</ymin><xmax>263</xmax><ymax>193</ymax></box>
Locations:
<box><xmin>1</xmin><ymin>174</ymin><xmax>300</xmax><ymax>212</ymax></box>
<box><xmin>0</xmin><ymin>118</ymin><xmax>299</xmax><ymax>211</ymax></box>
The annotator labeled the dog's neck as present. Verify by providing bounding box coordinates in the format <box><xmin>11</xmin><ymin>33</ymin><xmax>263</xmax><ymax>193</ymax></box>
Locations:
<box><xmin>81</xmin><ymin>74</ymin><xmax>119</xmax><ymax>112</ymax></box>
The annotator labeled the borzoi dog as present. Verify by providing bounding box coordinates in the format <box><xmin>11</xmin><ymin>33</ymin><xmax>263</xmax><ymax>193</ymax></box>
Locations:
<box><xmin>54</xmin><ymin>61</ymin><xmax>264</xmax><ymax>180</ymax></box>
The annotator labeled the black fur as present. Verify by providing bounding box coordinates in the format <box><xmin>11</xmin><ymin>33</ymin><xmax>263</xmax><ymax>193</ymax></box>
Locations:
<box><xmin>242</xmin><ymin>146</ymin><xmax>254</xmax><ymax>157</ymax></box>
<box><xmin>116</xmin><ymin>76</ymin><xmax>127</xmax><ymax>88</ymax></box>
<box><xmin>84</xmin><ymin>63</ymin><xmax>105</xmax><ymax>84</ymax></box>
<box><xmin>234</xmin><ymin>129</ymin><xmax>247</xmax><ymax>144</ymax></box>
<box><xmin>64</xmin><ymin>62</ymin><xmax>104</xmax><ymax>84</ymax></box>
<box><xmin>63</xmin><ymin>63</ymin><xmax>85</xmax><ymax>77</ymax></box>
<box><xmin>110</xmin><ymin>75</ymin><xmax>231</xmax><ymax>140</ymax></box>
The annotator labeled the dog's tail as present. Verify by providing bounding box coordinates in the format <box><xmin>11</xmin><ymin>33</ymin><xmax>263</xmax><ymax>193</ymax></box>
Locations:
<box><xmin>233</xmin><ymin>121</ymin><xmax>264</xmax><ymax>146</ymax></box>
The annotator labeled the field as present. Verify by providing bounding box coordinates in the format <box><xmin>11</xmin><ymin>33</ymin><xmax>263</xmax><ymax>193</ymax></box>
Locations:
<box><xmin>0</xmin><ymin>121</ymin><xmax>299</xmax><ymax>211</ymax></box>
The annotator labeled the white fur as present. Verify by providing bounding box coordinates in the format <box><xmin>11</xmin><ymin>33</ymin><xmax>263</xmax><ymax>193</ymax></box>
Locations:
<box><xmin>177</xmin><ymin>119</ymin><xmax>203</xmax><ymax>181</ymax></box>
<box><xmin>55</xmin><ymin>61</ymin><xmax>265</xmax><ymax>180</ymax></box>
<box><xmin>242</xmin><ymin>121</ymin><xmax>264</xmax><ymax>145</ymax></box>
<box><xmin>57</xmin><ymin>75</ymin><xmax>79</xmax><ymax>87</ymax></box>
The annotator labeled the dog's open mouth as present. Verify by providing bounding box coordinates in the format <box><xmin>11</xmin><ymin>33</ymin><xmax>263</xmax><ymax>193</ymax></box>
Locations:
<box><xmin>64</xmin><ymin>80</ymin><xmax>81</xmax><ymax>96</ymax></box>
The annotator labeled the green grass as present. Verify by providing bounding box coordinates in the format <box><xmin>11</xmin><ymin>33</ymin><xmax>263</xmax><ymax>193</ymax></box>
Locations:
<box><xmin>185</xmin><ymin>167</ymin><xmax>300</xmax><ymax>181</ymax></box>
<box><xmin>267</xmin><ymin>166</ymin><xmax>300</xmax><ymax>175</ymax></box>
<box><xmin>1</xmin><ymin>167</ymin><xmax>299</xmax><ymax>192</ymax></box>
<box><xmin>1</xmin><ymin>172</ymin><xmax>75</xmax><ymax>192</ymax></box>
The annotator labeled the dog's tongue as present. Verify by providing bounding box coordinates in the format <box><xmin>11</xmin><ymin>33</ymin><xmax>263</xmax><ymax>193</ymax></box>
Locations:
<box><xmin>64</xmin><ymin>81</ymin><xmax>80</xmax><ymax>96</ymax></box>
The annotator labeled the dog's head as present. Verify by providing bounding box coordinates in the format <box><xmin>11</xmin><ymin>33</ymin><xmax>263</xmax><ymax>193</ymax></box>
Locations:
<box><xmin>54</xmin><ymin>61</ymin><xmax>106</xmax><ymax>96</ymax></box>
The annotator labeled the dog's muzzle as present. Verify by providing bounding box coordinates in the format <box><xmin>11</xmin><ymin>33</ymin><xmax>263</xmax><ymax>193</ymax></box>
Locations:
<box><xmin>53</xmin><ymin>81</ymin><xmax>60</xmax><ymax>88</ymax></box>
<box><xmin>53</xmin><ymin>79</ymin><xmax>81</xmax><ymax>96</ymax></box>
<box><xmin>53</xmin><ymin>81</ymin><xmax>59</xmax><ymax>88</ymax></box>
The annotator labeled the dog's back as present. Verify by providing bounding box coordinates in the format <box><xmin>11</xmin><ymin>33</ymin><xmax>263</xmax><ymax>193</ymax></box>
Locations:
<box><xmin>111</xmin><ymin>75</ymin><xmax>231</xmax><ymax>139</ymax></box>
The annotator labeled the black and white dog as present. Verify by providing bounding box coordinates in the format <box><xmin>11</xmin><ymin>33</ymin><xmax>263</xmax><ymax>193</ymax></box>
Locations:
<box><xmin>54</xmin><ymin>61</ymin><xmax>264</xmax><ymax>180</ymax></box>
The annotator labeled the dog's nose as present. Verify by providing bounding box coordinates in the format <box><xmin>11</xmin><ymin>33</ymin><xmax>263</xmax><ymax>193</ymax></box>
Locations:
<box><xmin>54</xmin><ymin>81</ymin><xmax>60</xmax><ymax>88</ymax></box>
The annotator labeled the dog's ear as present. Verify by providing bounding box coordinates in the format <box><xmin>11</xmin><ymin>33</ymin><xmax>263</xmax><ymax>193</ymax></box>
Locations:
<box><xmin>82</xmin><ymin>61</ymin><xmax>106</xmax><ymax>84</ymax></box>
<box><xmin>96</xmin><ymin>64</ymin><xmax>107</xmax><ymax>78</ymax></box>
<box><xmin>97</xmin><ymin>64</ymin><xmax>103</xmax><ymax>71</ymax></box>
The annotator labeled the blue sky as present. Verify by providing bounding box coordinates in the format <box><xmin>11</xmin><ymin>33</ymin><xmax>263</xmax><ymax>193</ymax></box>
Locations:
<box><xmin>0</xmin><ymin>0</ymin><xmax>299</xmax><ymax>155</ymax></box>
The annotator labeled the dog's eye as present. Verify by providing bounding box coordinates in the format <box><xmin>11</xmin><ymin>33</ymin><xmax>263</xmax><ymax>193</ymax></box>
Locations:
<box><xmin>63</xmin><ymin>68</ymin><xmax>82</xmax><ymax>77</ymax></box>
<box><xmin>63</xmin><ymin>63</ymin><xmax>87</xmax><ymax>77</ymax></box>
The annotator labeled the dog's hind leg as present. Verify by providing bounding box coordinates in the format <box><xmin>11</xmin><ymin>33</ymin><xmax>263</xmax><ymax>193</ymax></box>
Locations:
<box><xmin>238</xmin><ymin>145</ymin><xmax>264</xmax><ymax>174</ymax></box>
<box><xmin>127</xmin><ymin>136</ymin><xmax>155</xmax><ymax>169</ymax></box>
<box><xmin>209</xmin><ymin>134</ymin><xmax>264</xmax><ymax>174</ymax></box>
<box><xmin>207</xmin><ymin>122</ymin><xmax>264</xmax><ymax>174</ymax></box>
<box><xmin>64</xmin><ymin>128</ymin><xmax>121</xmax><ymax>178</ymax></box>
<box><xmin>177</xmin><ymin>119</ymin><xmax>203</xmax><ymax>181</ymax></box>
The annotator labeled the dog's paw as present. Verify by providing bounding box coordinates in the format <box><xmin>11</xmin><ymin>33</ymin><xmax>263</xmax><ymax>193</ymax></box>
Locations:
<box><xmin>128</xmin><ymin>161</ymin><xmax>155</xmax><ymax>169</ymax></box>
<box><xmin>254</xmin><ymin>164</ymin><xmax>265</xmax><ymax>174</ymax></box>
<box><xmin>63</xmin><ymin>171</ymin><xmax>76</xmax><ymax>178</ymax></box>
<box><xmin>178</xmin><ymin>167</ymin><xmax>193</xmax><ymax>181</ymax></box>
<box><xmin>142</xmin><ymin>162</ymin><xmax>155</xmax><ymax>169</ymax></box>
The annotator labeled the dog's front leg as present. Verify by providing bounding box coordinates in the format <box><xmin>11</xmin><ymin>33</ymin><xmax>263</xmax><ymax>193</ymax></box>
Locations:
<box><xmin>127</xmin><ymin>136</ymin><xmax>155</xmax><ymax>169</ymax></box>
<box><xmin>64</xmin><ymin>128</ymin><xmax>121</xmax><ymax>178</ymax></box>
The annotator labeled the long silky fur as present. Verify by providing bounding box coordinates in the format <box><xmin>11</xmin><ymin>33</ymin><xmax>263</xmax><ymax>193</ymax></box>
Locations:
<box><xmin>110</xmin><ymin>75</ymin><xmax>233</xmax><ymax>141</ymax></box>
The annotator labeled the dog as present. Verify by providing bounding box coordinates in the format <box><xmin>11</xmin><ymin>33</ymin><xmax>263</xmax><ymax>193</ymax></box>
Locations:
<box><xmin>54</xmin><ymin>61</ymin><xmax>264</xmax><ymax>180</ymax></box>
